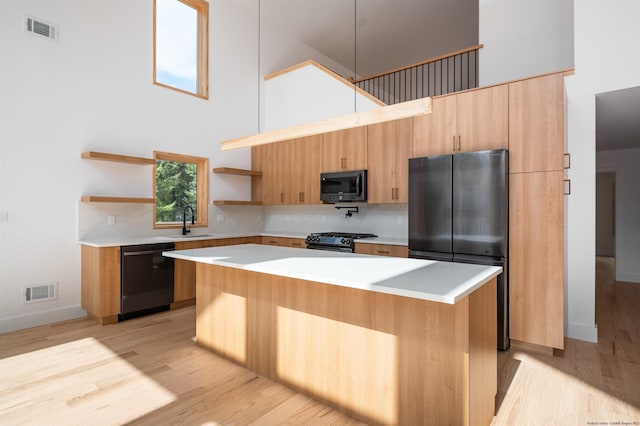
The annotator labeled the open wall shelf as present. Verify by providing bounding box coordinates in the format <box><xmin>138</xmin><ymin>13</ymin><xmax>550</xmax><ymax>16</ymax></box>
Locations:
<box><xmin>81</xmin><ymin>151</ymin><xmax>155</xmax><ymax>165</ymax></box>
<box><xmin>81</xmin><ymin>196</ymin><xmax>155</xmax><ymax>203</ymax></box>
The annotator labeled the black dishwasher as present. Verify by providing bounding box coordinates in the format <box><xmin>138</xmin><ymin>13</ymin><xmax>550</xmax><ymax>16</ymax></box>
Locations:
<box><xmin>120</xmin><ymin>242</ymin><xmax>175</xmax><ymax>321</ymax></box>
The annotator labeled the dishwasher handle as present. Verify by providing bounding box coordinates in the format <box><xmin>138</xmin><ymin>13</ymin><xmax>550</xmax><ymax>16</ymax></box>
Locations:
<box><xmin>123</xmin><ymin>249</ymin><xmax>174</xmax><ymax>256</ymax></box>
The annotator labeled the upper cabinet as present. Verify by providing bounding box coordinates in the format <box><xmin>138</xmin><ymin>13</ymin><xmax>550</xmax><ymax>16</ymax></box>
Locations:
<box><xmin>367</xmin><ymin>118</ymin><xmax>413</xmax><ymax>203</ymax></box>
<box><xmin>255</xmin><ymin>136</ymin><xmax>322</xmax><ymax>205</ymax></box>
<box><xmin>286</xmin><ymin>135</ymin><xmax>323</xmax><ymax>205</ymax></box>
<box><xmin>322</xmin><ymin>126</ymin><xmax>368</xmax><ymax>172</ymax></box>
<box><xmin>508</xmin><ymin>74</ymin><xmax>564</xmax><ymax>173</ymax></box>
<box><xmin>412</xmin><ymin>85</ymin><xmax>509</xmax><ymax>157</ymax></box>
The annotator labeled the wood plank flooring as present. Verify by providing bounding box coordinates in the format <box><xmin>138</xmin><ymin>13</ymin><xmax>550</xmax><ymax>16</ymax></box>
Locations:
<box><xmin>1</xmin><ymin>256</ymin><xmax>638</xmax><ymax>425</ymax></box>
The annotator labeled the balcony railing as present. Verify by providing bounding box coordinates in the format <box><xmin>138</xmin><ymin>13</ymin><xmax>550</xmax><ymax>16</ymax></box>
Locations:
<box><xmin>354</xmin><ymin>44</ymin><xmax>483</xmax><ymax>105</ymax></box>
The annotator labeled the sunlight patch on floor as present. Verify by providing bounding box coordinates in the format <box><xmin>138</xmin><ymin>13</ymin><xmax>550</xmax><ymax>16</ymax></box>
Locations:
<box><xmin>0</xmin><ymin>337</ymin><xmax>176</xmax><ymax>425</ymax></box>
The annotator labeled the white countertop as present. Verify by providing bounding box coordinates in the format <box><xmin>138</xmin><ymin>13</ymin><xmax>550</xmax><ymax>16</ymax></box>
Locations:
<box><xmin>78</xmin><ymin>232</ymin><xmax>407</xmax><ymax>247</ymax></box>
<box><xmin>163</xmin><ymin>244</ymin><xmax>500</xmax><ymax>305</ymax></box>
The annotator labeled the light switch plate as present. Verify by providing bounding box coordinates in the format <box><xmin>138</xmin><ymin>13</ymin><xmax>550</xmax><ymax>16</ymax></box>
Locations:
<box><xmin>0</xmin><ymin>211</ymin><xmax>8</xmax><ymax>223</ymax></box>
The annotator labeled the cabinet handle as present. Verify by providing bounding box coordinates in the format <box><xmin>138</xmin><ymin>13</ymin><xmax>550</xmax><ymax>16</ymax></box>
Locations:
<box><xmin>280</xmin><ymin>192</ymin><xmax>284</xmax><ymax>203</ymax></box>
<box><xmin>564</xmin><ymin>179</ymin><xmax>571</xmax><ymax>195</ymax></box>
<box><xmin>292</xmin><ymin>242</ymin><xmax>301</xmax><ymax>247</ymax></box>
<box><xmin>391</xmin><ymin>188</ymin><xmax>395</xmax><ymax>200</ymax></box>
<box><xmin>298</xmin><ymin>192</ymin><xmax>302</xmax><ymax>202</ymax></box>
<box><xmin>564</xmin><ymin>153</ymin><xmax>571</xmax><ymax>169</ymax></box>
<box><xmin>268</xmin><ymin>240</ymin><xmax>277</xmax><ymax>244</ymax></box>
<box><xmin>457</xmin><ymin>135</ymin><xmax>461</xmax><ymax>152</ymax></box>
<box><xmin>301</xmin><ymin>192</ymin><xmax>305</xmax><ymax>202</ymax></box>
<box><xmin>377</xmin><ymin>250</ymin><xmax>390</xmax><ymax>254</ymax></box>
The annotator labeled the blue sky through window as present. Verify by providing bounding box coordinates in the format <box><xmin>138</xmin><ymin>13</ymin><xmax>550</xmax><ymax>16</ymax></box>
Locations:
<box><xmin>156</xmin><ymin>0</ymin><xmax>198</xmax><ymax>93</ymax></box>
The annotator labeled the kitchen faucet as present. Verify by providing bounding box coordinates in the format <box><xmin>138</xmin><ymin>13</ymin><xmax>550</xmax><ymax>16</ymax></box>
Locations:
<box><xmin>182</xmin><ymin>205</ymin><xmax>195</xmax><ymax>235</ymax></box>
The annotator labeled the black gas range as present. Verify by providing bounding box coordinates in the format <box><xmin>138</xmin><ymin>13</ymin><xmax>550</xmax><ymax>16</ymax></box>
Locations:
<box><xmin>305</xmin><ymin>232</ymin><xmax>378</xmax><ymax>253</ymax></box>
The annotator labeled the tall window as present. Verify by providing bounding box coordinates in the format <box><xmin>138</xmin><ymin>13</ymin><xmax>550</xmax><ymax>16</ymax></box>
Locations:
<box><xmin>154</xmin><ymin>151</ymin><xmax>209</xmax><ymax>228</ymax></box>
<box><xmin>154</xmin><ymin>0</ymin><xmax>209</xmax><ymax>98</ymax></box>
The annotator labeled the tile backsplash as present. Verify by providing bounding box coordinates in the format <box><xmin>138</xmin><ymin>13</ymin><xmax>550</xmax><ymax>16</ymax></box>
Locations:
<box><xmin>263</xmin><ymin>203</ymin><xmax>408</xmax><ymax>238</ymax></box>
<box><xmin>78</xmin><ymin>202</ymin><xmax>407</xmax><ymax>241</ymax></box>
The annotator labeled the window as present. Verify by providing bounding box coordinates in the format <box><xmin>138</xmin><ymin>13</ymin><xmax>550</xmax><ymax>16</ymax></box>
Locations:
<box><xmin>154</xmin><ymin>0</ymin><xmax>209</xmax><ymax>98</ymax></box>
<box><xmin>154</xmin><ymin>151</ymin><xmax>209</xmax><ymax>229</ymax></box>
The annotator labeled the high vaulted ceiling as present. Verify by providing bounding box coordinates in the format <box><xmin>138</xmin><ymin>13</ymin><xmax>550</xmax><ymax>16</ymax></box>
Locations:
<box><xmin>257</xmin><ymin>0</ymin><xmax>478</xmax><ymax>78</ymax></box>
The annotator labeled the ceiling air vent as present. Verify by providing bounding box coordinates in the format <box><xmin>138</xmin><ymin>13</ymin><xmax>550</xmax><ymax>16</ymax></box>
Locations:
<box><xmin>25</xmin><ymin>15</ymin><xmax>58</xmax><ymax>41</ymax></box>
<box><xmin>24</xmin><ymin>282</ymin><xmax>58</xmax><ymax>304</ymax></box>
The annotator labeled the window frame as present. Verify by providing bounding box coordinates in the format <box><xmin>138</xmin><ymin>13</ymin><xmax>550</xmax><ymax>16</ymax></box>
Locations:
<box><xmin>153</xmin><ymin>0</ymin><xmax>209</xmax><ymax>99</ymax></box>
<box><xmin>153</xmin><ymin>151</ymin><xmax>209</xmax><ymax>230</ymax></box>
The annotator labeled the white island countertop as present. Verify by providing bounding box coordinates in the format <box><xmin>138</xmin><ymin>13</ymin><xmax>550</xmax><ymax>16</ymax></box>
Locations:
<box><xmin>163</xmin><ymin>244</ymin><xmax>500</xmax><ymax>305</ymax></box>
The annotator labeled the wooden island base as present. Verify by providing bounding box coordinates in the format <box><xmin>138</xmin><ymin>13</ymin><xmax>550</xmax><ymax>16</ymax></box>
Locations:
<box><xmin>195</xmin><ymin>263</ymin><xmax>497</xmax><ymax>426</ymax></box>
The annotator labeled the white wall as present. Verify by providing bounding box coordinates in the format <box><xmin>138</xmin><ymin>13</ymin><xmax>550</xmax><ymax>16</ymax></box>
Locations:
<box><xmin>264</xmin><ymin>63</ymin><xmax>381</xmax><ymax>132</ymax></box>
<box><xmin>480</xmin><ymin>0</ymin><xmax>640</xmax><ymax>342</ymax></box>
<box><xmin>479</xmin><ymin>0</ymin><xmax>574</xmax><ymax>86</ymax></box>
<box><xmin>562</xmin><ymin>0</ymin><xmax>640</xmax><ymax>342</ymax></box>
<box><xmin>0</xmin><ymin>0</ymin><xmax>258</xmax><ymax>332</ymax></box>
<box><xmin>597</xmin><ymin>149</ymin><xmax>640</xmax><ymax>283</ymax></box>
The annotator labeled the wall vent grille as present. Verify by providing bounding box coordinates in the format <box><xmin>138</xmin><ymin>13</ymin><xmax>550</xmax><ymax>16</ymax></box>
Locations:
<box><xmin>24</xmin><ymin>283</ymin><xmax>58</xmax><ymax>304</ymax></box>
<box><xmin>25</xmin><ymin>15</ymin><xmax>58</xmax><ymax>41</ymax></box>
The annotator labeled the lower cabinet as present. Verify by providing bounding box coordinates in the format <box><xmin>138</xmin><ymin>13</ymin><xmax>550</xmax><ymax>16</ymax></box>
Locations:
<box><xmin>173</xmin><ymin>241</ymin><xmax>205</xmax><ymax>304</ymax></box>
<box><xmin>509</xmin><ymin>171</ymin><xmax>564</xmax><ymax>349</ymax></box>
<box><xmin>261</xmin><ymin>236</ymin><xmax>306</xmax><ymax>248</ymax></box>
<box><xmin>355</xmin><ymin>243</ymin><xmax>408</xmax><ymax>258</ymax></box>
<box><xmin>81</xmin><ymin>245</ymin><xmax>120</xmax><ymax>325</ymax></box>
<box><xmin>174</xmin><ymin>237</ymin><xmax>261</xmax><ymax>304</ymax></box>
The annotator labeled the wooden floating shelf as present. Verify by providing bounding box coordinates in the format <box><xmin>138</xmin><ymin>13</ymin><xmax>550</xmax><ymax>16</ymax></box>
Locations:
<box><xmin>213</xmin><ymin>167</ymin><xmax>262</xmax><ymax>176</ymax></box>
<box><xmin>82</xmin><ymin>151</ymin><xmax>155</xmax><ymax>165</ymax></box>
<box><xmin>81</xmin><ymin>196</ymin><xmax>155</xmax><ymax>203</ymax></box>
<box><xmin>213</xmin><ymin>200</ymin><xmax>262</xmax><ymax>206</ymax></box>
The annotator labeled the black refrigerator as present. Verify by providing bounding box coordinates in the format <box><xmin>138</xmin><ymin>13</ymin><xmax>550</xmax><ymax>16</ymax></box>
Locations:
<box><xmin>408</xmin><ymin>149</ymin><xmax>509</xmax><ymax>350</ymax></box>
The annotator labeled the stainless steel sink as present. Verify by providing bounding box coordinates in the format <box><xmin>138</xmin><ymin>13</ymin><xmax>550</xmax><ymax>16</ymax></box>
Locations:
<box><xmin>156</xmin><ymin>233</ymin><xmax>215</xmax><ymax>240</ymax></box>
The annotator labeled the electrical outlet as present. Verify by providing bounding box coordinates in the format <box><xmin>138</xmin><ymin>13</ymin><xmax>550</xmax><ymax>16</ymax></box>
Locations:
<box><xmin>217</xmin><ymin>214</ymin><xmax>225</xmax><ymax>223</ymax></box>
<box><xmin>0</xmin><ymin>211</ymin><xmax>8</xmax><ymax>223</ymax></box>
<box><xmin>397</xmin><ymin>216</ymin><xmax>404</xmax><ymax>225</ymax></box>
<box><xmin>107</xmin><ymin>215</ymin><xmax>116</xmax><ymax>225</ymax></box>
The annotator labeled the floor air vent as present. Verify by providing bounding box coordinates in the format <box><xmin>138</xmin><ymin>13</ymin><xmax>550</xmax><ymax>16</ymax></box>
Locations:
<box><xmin>24</xmin><ymin>283</ymin><xmax>57</xmax><ymax>304</ymax></box>
<box><xmin>25</xmin><ymin>15</ymin><xmax>58</xmax><ymax>41</ymax></box>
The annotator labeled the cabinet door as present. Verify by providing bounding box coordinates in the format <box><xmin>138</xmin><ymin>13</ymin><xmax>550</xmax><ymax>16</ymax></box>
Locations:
<box><xmin>286</xmin><ymin>135</ymin><xmax>322</xmax><ymax>204</ymax></box>
<box><xmin>393</xmin><ymin>117</ymin><xmax>413</xmax><ymax>203</ymax></box>
<box><xmin>262</xmin><ymin>142</ymin><xmax>286</xmax><ymax>205</ymax></box>
<box><xmin>323</xmin><ymin>126</ymin><xmax>367</xmax><ymax>171</ymax></box>
<box><xmin>412</xmin><ymin>95</ymin><xmax>456</xmax><ymax>158</ymax></box>
<box><xmin>509</xmin><ymin>171</ymin><xmax>564</xmax><ymax>349</ymax></box>
<box><xmin>355</xmin><ymin>243</ymin><xmax>408</xmax><ymax>257</ymax></box>
<box><xmin>367</xmin><ymin>121</ymin><xmax>396</xmax><ymax>203</ymax></box>
<box><xmin>509</xmin><ymin>74</ymin><xmax>564</xmax><ymax>173</ymax></box>
<box><xmin>456</xmin><ymin>85</ymin><xmax>509</xmax><ymax>153</ymax></box>
<box><xmin>174</xmin><ymin>240</ymin><xmax>205</xmax><ymax>302</ymax></box>
<box><xmin>251</xmin><ymin>146</ymin><xmax>265</xmax><ymax>204</ymax></box>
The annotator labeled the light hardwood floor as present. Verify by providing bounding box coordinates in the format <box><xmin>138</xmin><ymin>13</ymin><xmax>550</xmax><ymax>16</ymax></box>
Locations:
<box><xmin>1</xmin><ymin>257</ymin><xmax>638</xmax><ymax>425</ymax></box>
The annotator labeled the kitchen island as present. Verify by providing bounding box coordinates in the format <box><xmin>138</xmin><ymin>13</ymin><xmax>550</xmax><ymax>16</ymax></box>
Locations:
<box><xmin>164</xmin><ymin>244</ymin><xmax>500</xmax><ymax>425</ymax></box>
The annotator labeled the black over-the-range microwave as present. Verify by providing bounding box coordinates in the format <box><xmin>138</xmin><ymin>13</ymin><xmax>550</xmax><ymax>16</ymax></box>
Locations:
<box><xmin>320</xmin><ymin>170</ymin><xmax>367</xmax><ymax>203</ymax></box>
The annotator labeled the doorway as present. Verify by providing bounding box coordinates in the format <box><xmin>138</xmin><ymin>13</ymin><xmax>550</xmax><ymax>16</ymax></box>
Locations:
<box><xmin>595</xmin><ymin>172</ymin><xmax>615</xmax><ymax>258</ymax></box>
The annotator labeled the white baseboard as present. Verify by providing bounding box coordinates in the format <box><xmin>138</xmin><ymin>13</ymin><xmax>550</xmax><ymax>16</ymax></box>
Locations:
<box><xmin>566</xmin><ymin>321</ymin><xmax>598</xmax><ymax>343</ymax></box>
<box><xmin>0</xmin><ymin>305</ymin><xmax>87</xmax><ymax>334</ymax></box>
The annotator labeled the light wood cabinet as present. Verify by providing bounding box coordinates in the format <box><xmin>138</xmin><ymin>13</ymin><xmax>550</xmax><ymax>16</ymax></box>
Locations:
<box><xmin>413</xmin><ymin>95</ymin><xmax>457</xmax><ymax>157</ymax></box>
<box><xmin>81</xmin><ymin>245</ymin><xmax>120</xmax><ymax>325</ymax></box>
<box><xmin>173</xmin><ymin>240</ymin><xmax>205</xmax><ymax>304</ymax></box>
<box><xmin>367</xmin><ymin>118</ymin><xmax>413</xmax><ymax>203</ymax></box>
<box><xmin>254</xmin><ymin>137</ymin><xmax>322</xmax><ymax>205</ymax></box>
<box><xmin>509</xmin><ymin>171</ymin><xmax>564</xmax><ymax>349</ymax></box>
<box><xmin>508</xmin><ymin>73</ymin><xmax>564</xmax><ymax>173</ymax></box>
<box><xmin>412</xmin><ymin>85</ymin><xmax>509</xmax><ymax>157</ymax></box>
<box><xmin>174</xmin><ymin>236</ymin><xmax>261</xmax><ymax>304</ymax></box>
<box><xmin>355</xmin><ymin>243</ymin><xmax>408</xmax><ymax>258</ymax></box>
<box><xmin>322</xmin><ymin>126</ymin><xmax>368</xmax><ymax>172</ymax></box>
<box><xmin>262</xmin><ymin>236</ymin><xmax>306</xmax><ymax>249</ymax></box>
<box><xmin>286</xmin><ymin>135</ymin><xmax>323</xmax><ymax>205</ymax></box>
